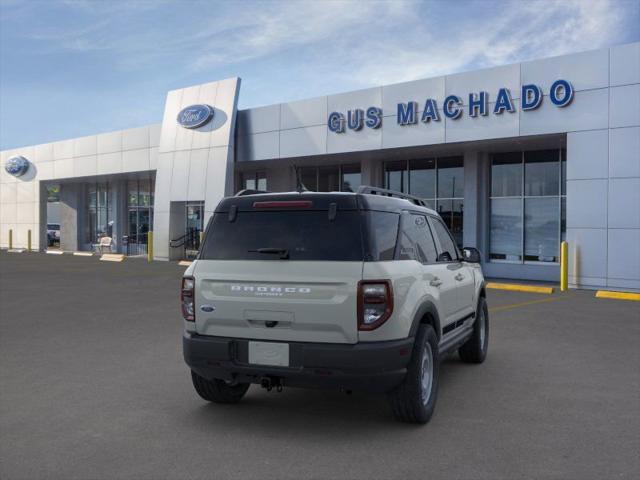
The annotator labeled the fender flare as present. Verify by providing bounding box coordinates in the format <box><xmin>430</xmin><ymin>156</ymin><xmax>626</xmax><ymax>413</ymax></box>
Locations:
<box><xmin>408</xmin><ymin>301</ymin><xmax>442</xmax><ymax>340</ymax></box>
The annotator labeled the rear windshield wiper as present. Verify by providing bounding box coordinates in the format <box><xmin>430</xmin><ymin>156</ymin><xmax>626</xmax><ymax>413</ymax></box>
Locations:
<box><xmin>248</xmin><ymin>247</ymin><xmax>290</xmax><ymax>259</ymax></box>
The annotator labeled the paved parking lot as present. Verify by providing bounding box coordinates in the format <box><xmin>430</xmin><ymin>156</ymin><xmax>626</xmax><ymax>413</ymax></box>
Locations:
<box><xmin>1</xmin><ymin>251</ymin><xmax>638</xmax><ymax>480</ymax></box>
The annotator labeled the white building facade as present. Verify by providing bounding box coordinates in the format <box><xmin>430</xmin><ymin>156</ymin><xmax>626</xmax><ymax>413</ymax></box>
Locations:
<box><xmin>1</xmin><ymin>43</ymin><xmax>639</xmax><ymax>291</ymax></box>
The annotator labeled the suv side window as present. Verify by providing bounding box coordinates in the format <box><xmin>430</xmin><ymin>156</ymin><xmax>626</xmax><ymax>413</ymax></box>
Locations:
<box><xmin>397</xmin><ymin>213</ymin><xmax>438</xmax><ymax>263</ymax></box>
<box><xmin>431</xmin><ymin>217</ymin><xmax>459</xmax><ymax>262</ymax></box>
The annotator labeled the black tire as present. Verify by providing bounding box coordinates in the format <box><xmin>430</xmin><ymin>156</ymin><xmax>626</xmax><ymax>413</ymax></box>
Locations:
<box><xmin>190</xmin><ymin>371</ymin><xmax>250</xmax><ymax>404</ymax></box>
<box><xmin>387</xmin><ymin>324</ymin><xmax>439</xmax><ymax>424</ymax></box>
<box><xmin>459</xmin><ymin>296</ymin><xmax>489</xmax><ymax>364</ymax></box>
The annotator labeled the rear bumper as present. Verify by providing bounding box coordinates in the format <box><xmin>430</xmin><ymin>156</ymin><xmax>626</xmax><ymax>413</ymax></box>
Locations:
<box><xmin>183</xmin><ymin>332</ymin><xmax>414</xmax><ymax>393</ymax></box>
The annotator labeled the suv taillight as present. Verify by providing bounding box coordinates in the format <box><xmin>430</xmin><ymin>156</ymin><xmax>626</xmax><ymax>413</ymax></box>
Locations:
<box><xmin>181</xmin><ymin>276</ymin><xmax>195</xmax><ymax>322</ymax></box>
<box><xmin>357</xmin><ymin>280</ymin><xmax>393</xmax><ymax>331</ymax></box>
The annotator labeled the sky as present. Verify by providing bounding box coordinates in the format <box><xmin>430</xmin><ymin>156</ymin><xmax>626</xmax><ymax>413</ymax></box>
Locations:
<box><xmin>1</xmin><ymin>0</ymin><xmax>639</xmax><ymax>150</ymax></box>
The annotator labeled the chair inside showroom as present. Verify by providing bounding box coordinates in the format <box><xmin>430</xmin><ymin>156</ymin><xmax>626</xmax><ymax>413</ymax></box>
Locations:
<box><xmin>94</xmin><ymin>236</ymin><xmax>113</xmax><ymax>254</ymax></box>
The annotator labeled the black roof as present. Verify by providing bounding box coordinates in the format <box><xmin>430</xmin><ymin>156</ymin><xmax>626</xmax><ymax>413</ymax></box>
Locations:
<box><xmin>215</xmin><ymin>188</ymin><xmax>438</xmax><ymax>216</ymax></box>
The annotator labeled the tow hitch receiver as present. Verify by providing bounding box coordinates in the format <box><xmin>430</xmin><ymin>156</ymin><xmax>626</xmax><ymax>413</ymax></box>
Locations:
<box><xmin>260</xmin><ymin>376</ymin><xmax>284</xmax><ymax>392</ymax></box>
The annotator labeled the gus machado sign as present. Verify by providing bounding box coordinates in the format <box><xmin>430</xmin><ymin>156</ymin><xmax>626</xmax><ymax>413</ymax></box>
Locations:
<box><xmin>327</xmin><ymin>79</ymin><xmax>573</xmax><ymax>133</ymax></box>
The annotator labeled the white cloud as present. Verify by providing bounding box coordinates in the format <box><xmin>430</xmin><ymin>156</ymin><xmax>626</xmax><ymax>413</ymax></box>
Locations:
<box><xmin>328</xmin><ymin>0</ymin><xmax>628</xmax><ymax>88</ymax></box>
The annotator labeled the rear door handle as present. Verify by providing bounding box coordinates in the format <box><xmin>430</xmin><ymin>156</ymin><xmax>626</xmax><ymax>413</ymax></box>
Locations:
<box><xmin>430</xmin><ymin>277</ymin><xmax>443</xmax><ymax>287</ymax></box>
<box><xmin>454</xmin><ymin>273</ymin><xmax>465</xmax><ymax>281</ymax></box>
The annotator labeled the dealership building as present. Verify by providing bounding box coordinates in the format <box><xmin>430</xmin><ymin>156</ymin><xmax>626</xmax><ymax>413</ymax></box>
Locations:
<box><xmin>1</xmin><ymin>42</ymin><xmax>639</xmax><ymax>291</ymax></box>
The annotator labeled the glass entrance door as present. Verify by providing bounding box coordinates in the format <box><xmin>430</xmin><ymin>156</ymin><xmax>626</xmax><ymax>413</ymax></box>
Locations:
<box><xmin>125</xmin><ymin>178</ymin><xmax>154</xmax><ymax>256</ymax></box>
<box><xmin>185</xmin><ymin>202</ymin><xmax>204</xmax><ymax>259</ymax></box>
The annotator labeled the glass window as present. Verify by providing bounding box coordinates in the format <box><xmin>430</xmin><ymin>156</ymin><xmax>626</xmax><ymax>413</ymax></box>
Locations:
<box><xmin>437</xmin><ymin>157</ymin><xmax>464</xmax><ymax>198</ymax></box>
<box><xmin>46</xmin><ymin>185</ymin><xmax>60</xmax><ymax>202</ymax></box>
<box><xmin>409</xmin><ymin>158</ymin><xmax>435</xmax><ymax>199</ymax></box>
<box><xmin>431</xmin><ymin>218</ymin><xmax>459</xmax><ymax>262</ymax></box>
<box><xmin>365</xmin><ymin>211</ymin><xmax>399</xmax><ymax>261</ymax></box>
<box><xmin>490</xmin><ymin>149</ymin><xmax>565</xmax><ymax>263</ymax></box>
<box><xmin>561</xmin><ymin>149</ymin><xmax>566</xmax><ymax>196</ymax></box>
<box><xmin>412</xmin><ymin>214</ymin><xmax>438</xmax><ymax>263</ymax></box>
<box><xmin>524</xmin><ymin>197</ymin><xmax>559</xmax><ymax>262</ymax></box>
<box><xmin>241</xmin><ymin>172</ymin><xmax>267</xmax><ymax>192</ymax></box>
<box><xmin>299</xmin><ymin>167</ymin><xmax>317</xmax><ymax>191</ymax></box>
<box><xmin>128</xmin><ymin>180</ymin><xmax>138</xmax><ymax>206</ymax></box>
<box><xmin>561</xmin><ymin>197</ymin><xmax>566</xmax><ymax>242</ymax></box>
<box><xmin>296</xmin><ymin>165</ymin><xmax>361</xmax><ymax>192</ymax></box>
<box><xmin>491</xmin><ymin>152</ymin><xmax>522</xmax><ymax>197</ymax></box>
<box><xmin>186</xmin><ymin>202</ymin><xmax>204</xmax><ymax>251</ymax></box>
<box><xmin>125</xmin><ymin>177</ymin><xmax>155</xmax><ymax>254</ymax></box>
<box><xmin>86</xmin><ymin>182</ymin><xmax>113</xmax><ymax>243</ymax></box>
<box><xmin>436</xmin><ymin>199</ymin><xmax>463</xmax><ymax>248</ymax></box>
<box><xmin>399</xmin><ymin>214</ymin><xmax>435</xmax><ymax>263</ymax></box>
<box><xmin>201</xmin><ymin>211</ymin><xmax>364</xmax><ymax>261</ymax></box>
<box><xmin>341</xmin><ymin>164</ymin><xmax>361</xmax><ymax>192</ymax></box>
<box><xmin>525</xmin><ymin>150</ymin><xmax>559</xmax><ymax>196</ymax></box>
<box><xmin>490</xmin><ymin>198</ymin><xmax>523</xmax><ymax>261</ymax></box>
<box><xmin>397</xmin><ymin>229</ymin><xmax>416</xmax><ymax>261</ymax></box>
<box><xmin>318</xmin><ymin>165</ymin><xmax>340</xmax><ymax>192</ymax></box>
<box><xmin>139</xmin><ymin>179</ymin><xmax>152</xmax><ymax>207</ymax></box>
<box><xmin>385</xmin><ymin>160</ymin><xmax>407</xmax><ymax>193</ymax></box>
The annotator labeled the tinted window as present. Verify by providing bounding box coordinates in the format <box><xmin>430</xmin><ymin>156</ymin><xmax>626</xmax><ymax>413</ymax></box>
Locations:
<box><xmin>397</xmin><ymin>214</ymin><xmax>438</xmax><ymax>263</ymax></box>
<box><xmin>431</xmin><ymin>218</ymin><xmax>459</xmax><ymax>261</ymax></box>
<box><xmin>492</xmin><ymin>152</ymin><xmax>522</xmax><ymax>197</ymax></box>
<box><xmin>366</xmin><ymin>211</ymin><xmax>399</xmax><ymax>261</ymax></box>
<box><xmin>200</xmin><ymin>211</ymin><xmax>363</xmax><ymax>261</ymax></box>
<box><xmin>413</xmin><ymin>215</ymin><xmax>438</xmax><ymax>263</ymax></box>
<box><xmin>437</xmin><ymin>156</ymin><xmax>464</xmax><ymax>198</ymax></box>
<box><xmin>525</xmin><ymin>150</ymin><xmax>559</xmax><ymax>196</ymax></box>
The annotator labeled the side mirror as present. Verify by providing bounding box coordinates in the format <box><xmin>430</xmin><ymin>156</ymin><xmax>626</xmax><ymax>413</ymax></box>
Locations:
<box><xmin>462</xmin><ymin>247</ymin><xmax>481</xmax><ymax>264</ymax></box>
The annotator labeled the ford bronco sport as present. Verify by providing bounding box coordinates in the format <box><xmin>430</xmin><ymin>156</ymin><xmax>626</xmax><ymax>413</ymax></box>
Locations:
<box><xmin>182</xmin><ymin>186</ymin><xmax>488</xmax><ymax>423</ymax></box>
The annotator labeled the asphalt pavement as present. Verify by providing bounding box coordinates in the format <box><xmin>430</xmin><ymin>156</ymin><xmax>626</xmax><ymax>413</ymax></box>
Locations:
<box><xmin>0</xmin><ymin>251</ymin><xmax>638</xmax><ymax>480</ymax></box>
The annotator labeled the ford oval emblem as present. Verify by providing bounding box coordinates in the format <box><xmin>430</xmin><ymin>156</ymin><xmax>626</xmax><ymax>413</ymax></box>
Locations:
<box><xmin>176</xmin><ymin>104</ymin><xmax>214</xmax><ymax>129</ymax></box>
<box><xmin>5</xmin><ymin>156</ymin><xmax>30</xmax><ymax>177</ymax></box>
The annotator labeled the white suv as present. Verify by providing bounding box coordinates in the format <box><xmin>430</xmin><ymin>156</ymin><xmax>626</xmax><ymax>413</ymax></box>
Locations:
<box><xmin>182</xmin><ymin>187</ymin><xmax>488</xmax><ymax>423</ymax></box>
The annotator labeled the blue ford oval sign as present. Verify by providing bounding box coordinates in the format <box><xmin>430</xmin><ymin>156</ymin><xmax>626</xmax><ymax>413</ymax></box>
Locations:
<box><xmin>5</xmin><ymin>156</ymin><xmax>30</xmax><ymax>177</ymax></box>
<box><xmin>176</xmin><ymin>104</ymin><xmax>214</xmax><ymax>129</ymax></box>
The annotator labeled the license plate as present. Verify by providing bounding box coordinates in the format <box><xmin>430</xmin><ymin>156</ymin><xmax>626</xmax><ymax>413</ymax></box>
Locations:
<box><xmin>248</xmin><ymin>341</ymin><xmax>289</xmax><ymax>367</ymax></box>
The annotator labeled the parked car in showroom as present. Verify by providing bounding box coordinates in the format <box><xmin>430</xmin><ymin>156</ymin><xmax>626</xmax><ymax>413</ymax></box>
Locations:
<box><xmin>47</xmin><ymin>223</ymin><xmax>60</xmax><ymax>246</ymax></box>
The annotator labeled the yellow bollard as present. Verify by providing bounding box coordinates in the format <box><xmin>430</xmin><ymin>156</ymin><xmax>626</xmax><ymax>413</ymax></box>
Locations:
<box><xmin>147</xmin><ymin>231</ymin><xmax>153</xmax><ymax>262</ymax></box>
<box><xmin>560</xmin><ymin>241</ymin><xmax>568</xmax><ymax>292</ymax></box>
<box><xmin>199</xmin><ymin>231</ymin><xmax>203</xmax><ymax>247</ymax></box>
<box><xmin>28</xmin><ymin>229</ymin><xmax>32</xmax><ymax>252</ymax></box>
<box><xmin>8</xmin><ymin>229</ymin><xmax>12</xmax><ymax>250</ymax></box>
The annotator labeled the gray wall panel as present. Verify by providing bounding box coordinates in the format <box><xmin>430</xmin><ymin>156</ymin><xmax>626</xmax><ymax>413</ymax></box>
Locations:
<box><xmin>609</xmin><ymin>127</ymin><xmax>640</xmax><ymax>178</ymax></box>
<box><xmin>566</xmin><ymin>179</ymin><xmax>608</xmax><ymax>229</ymax></box>
<box><xmin>567</xmin><ymin>130</ymin><xmax>609</xmax><ymax>180</ymax></box>
<box><xmin>608</xmin><ymin>229</ymin><xmax>640</xmax><ymax>280</ymax></box>
<box><xmin>608</xmin><ymin>178</ymin><xmax>640</xmax><ymax>228</ymax></box>
<box><xmin>280</xmin><ymin>126</ymin><xmax>326</xmax><ymax>158</ymax></box>
<box><xmin>281</xmin><ymin>97</ymin><xmax>327</xmax><ymax>130</ymax></box>
<box><xmin>610</xmin><ymin>43</ymin><xmax>640</xmax><ymax>86</ymax></box>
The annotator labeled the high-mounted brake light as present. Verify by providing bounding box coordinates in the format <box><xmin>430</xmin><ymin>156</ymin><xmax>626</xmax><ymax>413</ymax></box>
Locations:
<box><xmin>357</xmin><ymin>280</ymin><xmax>394</xmax><ymax>331</ymax></box>
<box><xmin>181</xmin><ymin>276</ymin><xmax>195</xmax><ymax>322</ymax></box>
<box><xmin>253</xmin><ymin>200</ymin><xmax>313</xmax><ymax>209</ymax></box>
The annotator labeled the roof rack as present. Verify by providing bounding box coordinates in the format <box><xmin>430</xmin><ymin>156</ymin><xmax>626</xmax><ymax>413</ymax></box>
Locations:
<box><xmin>234</xmin><ymin>189</ymin><xmax>270</xmax><ymax>196</ymax></box>
<box><xmin>357</xmin><ymin>185</ymin><xmax>429</xmax><ymax>208</ymax></box>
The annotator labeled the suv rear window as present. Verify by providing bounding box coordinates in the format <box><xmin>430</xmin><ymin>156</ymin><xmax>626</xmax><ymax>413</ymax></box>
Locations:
<box><xmin>200</xmin><ymin>211</ymin><xmax>364</xmax><ymax>261</ymax></box>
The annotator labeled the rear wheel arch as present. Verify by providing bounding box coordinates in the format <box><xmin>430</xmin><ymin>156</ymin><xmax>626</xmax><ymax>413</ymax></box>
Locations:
<box><xmin>409</xmin><ymin>302</ymin><xmax>442</xmax><ymax>341</ymax></box>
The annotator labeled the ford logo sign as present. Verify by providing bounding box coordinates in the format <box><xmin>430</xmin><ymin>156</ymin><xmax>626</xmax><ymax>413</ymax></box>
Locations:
<box><xmin>176</xmin><ymin>104</ymin><xmax>214</xmax><ymax>129</ymax></box>
<box><xmin>5</xmin><ymin>156</ymin><xmax>30</xmax><ymax>177</ymax></box>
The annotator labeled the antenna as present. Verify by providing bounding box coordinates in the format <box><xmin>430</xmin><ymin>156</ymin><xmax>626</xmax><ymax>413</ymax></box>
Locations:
<box><xmin>293</xmin><ymin>165</ymin><xmax>308</xmax><ymax>193</ymax></box>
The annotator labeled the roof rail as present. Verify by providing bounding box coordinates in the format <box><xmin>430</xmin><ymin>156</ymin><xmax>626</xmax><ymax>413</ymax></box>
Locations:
<box><xmin>357</xmin><ymin>185</ymin><xmax>428</xmax><ymax>208</ymax></box>
<box><xmin>234</xmin><ymin>189</ymin><xmax>270</xmax><ymax>197</ymax></box>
